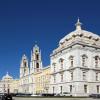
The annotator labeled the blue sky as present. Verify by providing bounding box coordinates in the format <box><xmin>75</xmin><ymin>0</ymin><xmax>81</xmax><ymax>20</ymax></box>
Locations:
<box><xmin>0</xmin><ymin>0</ymin><xmax>100</xmax><ymax>79</ymax></box>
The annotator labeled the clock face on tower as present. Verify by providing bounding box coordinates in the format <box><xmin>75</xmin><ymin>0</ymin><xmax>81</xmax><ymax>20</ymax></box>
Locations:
<box><xmin>35</xmin><ymin>50</ymin><xmax>38</xmax><ymax>52</ymax></box>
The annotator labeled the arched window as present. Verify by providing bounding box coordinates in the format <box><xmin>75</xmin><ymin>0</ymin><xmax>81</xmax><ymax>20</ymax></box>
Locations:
<box><xmin>82</xmin><ymin>54</ymin><xmax>88</xmax><ymax>67</ymax></box>
<box><xmin>69</xmin><ymin>56</ymin><xmax>74</xmax><ymax>67</ymax></box>
<box><xmin>94</xmin><ymin>56</ymin><xmax>99</xmax><ymax>68</ymax></box>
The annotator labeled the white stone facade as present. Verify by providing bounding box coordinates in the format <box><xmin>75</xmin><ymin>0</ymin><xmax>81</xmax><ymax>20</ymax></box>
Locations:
<box><xmin>0</xmin><ymin>72</ymin><xmax>19</xmax><ymax>94</ymax></box>
<box><xmin>19</xmin><ymin>45</ymin><xmax>43</xmax><ymax>94</ymax></box>
<box><xmin>49</xmin><ymin>19</ymin><xmax>100</xmax><ymax>96</ymax></box>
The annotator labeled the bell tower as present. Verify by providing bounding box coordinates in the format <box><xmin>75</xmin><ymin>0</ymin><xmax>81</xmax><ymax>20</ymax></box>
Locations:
<box><xmin>20</xmin><ymin>54</ymin><xmax>29</xmax><ymax>78</ymax></box>
<box><xmin>30</xmin><ymin>45</ymin><xmax>42</xmax><ymax>73</ymax></box>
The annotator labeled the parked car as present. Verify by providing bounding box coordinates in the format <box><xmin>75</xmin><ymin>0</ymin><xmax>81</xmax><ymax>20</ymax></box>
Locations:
<box><xmin>41</xmin><ymin>93</ymin><xmax>55</xmax><ymax>96</ymax></box>
<box><xmin>89</xmin><ymin>94</ymin><xmax>100</xmax><ymax>98</ymax></box>
<box><xmin>15</xmin><ymin>93</ymin><xmax>32</xmax><ymax>97</ymax></box>
<box><xmin>31</xmin><ymin>94</ymin><xmax>41</xmax><ymax>96</ymax></box>
<box><xmin>62</xmin><ymin>92</ymin><xmax>72</xmax><ymax>96</ymax></box>
<box><xmin>55</xmin><ymin>92</ymin><xmax>72</xmax><ymax>96</ymax></box>
<box><xmin>1</xmin><ymin>93</ymin><xmax>12</xmax><ymax>100</ymax></box>
<box><xmin>0</xmin><ymin>93</ymin><xmax>4</xmax><ymax>99</ymax></box>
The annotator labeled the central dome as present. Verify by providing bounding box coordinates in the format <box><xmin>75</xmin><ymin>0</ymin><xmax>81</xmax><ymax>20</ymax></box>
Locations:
<box><xmin>2</xmin><ymin>72</ymin><xmax>13</xmax><ymax>80</ymax></box>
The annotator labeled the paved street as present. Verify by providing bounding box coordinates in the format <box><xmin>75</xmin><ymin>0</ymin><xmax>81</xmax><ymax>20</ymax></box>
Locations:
<box><xmin>13</xmin><ymin>97</ymin><xmax>100</xmax><ymax>100</ymax></box>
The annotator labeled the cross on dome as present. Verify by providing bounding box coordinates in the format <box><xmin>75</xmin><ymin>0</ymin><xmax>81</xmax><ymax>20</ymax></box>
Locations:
<box><xmin>75</xmin><ymin>18</ymin><xmax>82</xmax><ymax>30</ymax></box>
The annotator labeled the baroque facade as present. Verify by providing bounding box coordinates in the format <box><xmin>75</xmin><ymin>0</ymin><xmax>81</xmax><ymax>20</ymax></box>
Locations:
<box><xmin>19</xmin><ymin>45</ymin><xmax>50</xmax><ymax>94</ymax></box>
<box><xmin>0</xmin><ymin>19</ymin><xmax>100</xmax><ymax>97</ymax></box>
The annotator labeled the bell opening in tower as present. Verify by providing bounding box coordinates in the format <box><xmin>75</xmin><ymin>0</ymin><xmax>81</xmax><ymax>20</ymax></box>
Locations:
<box><xmin>36</xmin><ymin>63</ymin><xmax>39</xmax><ymax>68</ymax></box>
<box><xmin>24</xmin><ymin>61</ymin><xmax>27</xmax><ymax>67</ymax></box>
<box><xmin>36</xmin><ymin>54</ymin><xmax>39</xmax><ymax>60</ymax></box>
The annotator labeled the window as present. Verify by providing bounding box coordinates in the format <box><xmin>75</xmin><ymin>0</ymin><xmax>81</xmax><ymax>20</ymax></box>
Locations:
<box><xmin>52</xmin><ymin>63</ymin><xmax>56</xmax><ymax>72</ymax></box>
<box><xmin>69</xmin><ymin>56</ymin><xmax>74</xmax><ymax>67</ymax></box>
<box><xmin>59</xmin><ymin>58</ymin><xmax>64</xmax><ymax>70</ymax></box>
<box><xmin>61</xmin><ymin>73</ymin><xmax>63</xmax><ymax>82</ymax></box>
<box><xmin>70</xmin><ymin>85</ymin><xmax>72</xmax><ymax>93</ymax></box>
<box><xmin>83</xmin><ymin>72</ymin><xmax>86</xmax><ymax>80</ymax></box>
<box><xmin>96</xmin><ymin>73</ymin><xmax>98</xmax><ymax>81</ymax></box>
<box><xmin>71</xmin><ymin>72</ymin><xmax>73</xmax><ymax>80</ymax></box>
<box><xmin>97</xmin><ymin>85</ymin><xmax>99</xmax><ymax>93</ymax></box>
<box><xmin>54</xmin><ymin>75</ymin><xmax>56</xmax><ymax>83</ymax></box>
<box><xmin>53</xmin><ymin>86</ymin><xmax>55</xmax><ymax>93</ymax></box>
<box><xmin>54</xmin><ymin>66</ymin><xmax>56</xmax><ymax>72</ymax></box>
<box><xmin>82</xmin><ymin>54</ymin><xmax>88</xmax><ymax>67</ymax></box>
<box><xmin>95</xmin><ymin>56</ymin><xmax>99</xmax><ymax>68</ymax></box>
<box><xmin>84</xmin><ymin>85</ymin><xmax>87</xmax><ymax>93</ymax></box>
<box><xmin>60</xmin><ymin>86</ymin><xmax>62</xmax><ymax>94</ymax></box>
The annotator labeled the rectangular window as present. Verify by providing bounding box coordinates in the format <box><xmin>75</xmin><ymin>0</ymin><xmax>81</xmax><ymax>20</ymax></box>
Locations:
<box><xmin>82</xmin><ymin>57</ymin><xmax>85</xmax><ymax>66</ymax></box>
<box><xmin>69</xmin><ymin>56</ymin><xmax>74</xmax><ymax>67</ymax></box>
<box><xmin>97</xmin><ymin>85</ymin><xmax>99</xmax><ymax>93</ymax></box>
<box><xmin>96</xmin><ymin>73</ymin><xmax>98</xmax><ymax>81</ymax></box>
<box><xmin>71</xmin><ymin>59</ymin><xmax>73</xmax><ymax>67</ymax></box>
<box><xmin>53</xmin><ymin>86</ymin><xmax>55</xmax><ymax>93</ymax></box>
<box><xmin>54</xmin><ymin>66</ymin><xmax>56</xmax><ymax>72</ymax></box>
<box><xmin>84</xmin><ymin>85</ymin><xmax>87</xmax><ymax>93</ymax></box>
<box><xmin>70</xmin><ymin>85</ymin><xmax>72</xmax><ymax>93</ymax></box>
<box><xmin>52</xmin><ymin>63</ymin><xmax>56</xmax><ymax>72</ymax></box>
<box><xmin>54</xmin><ymin>75</ymin><xmax>56</xmax><ymax>83</ymax></box>
<box><xmin>95</xmin><ymin>56</ymin><xmax>99</xmax><ymax>68</ymax></box>
<box><xmin>59</xmin><ymin>58</ymin><xmax>64</xmax><ymax>70</ymax></box>
<box><xmin>60</xmin><ymin>86</ymin><xmax>62</xmax><ymax>94</ymax></box>
<box><xmin>83</xmin><ymin>72</ymin><xmax>86</xmax><ymax>80</ymax></box>
<box><xmin>61</xmin><ymin>61</ymin><xmax>63</xmax><ymax>70</ymax></box>
<box><xmin>61</xmin><ymin>73</ymin><xmax>63</xmax><ymax>82</ymax></box>
<box><xmin>71</xmin><ymin>72</ymin><xmax>73</xmax><ymax>80</ymax></box>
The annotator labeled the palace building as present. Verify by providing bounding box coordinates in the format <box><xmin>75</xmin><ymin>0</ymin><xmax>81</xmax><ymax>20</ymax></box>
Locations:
<box><xmin>49</xmin><ymin>19</ymin><xmax>100</xmax><ymax>96</ymax></box>
<box><xmin>0</xmin><ymin>72</ymin><xmax>19</xmax><ymax>94</ymax></box>
<box><xmin>0</xmin><ymin>19</ymin><xmax>100</xmax><ymax>96</ymax></box>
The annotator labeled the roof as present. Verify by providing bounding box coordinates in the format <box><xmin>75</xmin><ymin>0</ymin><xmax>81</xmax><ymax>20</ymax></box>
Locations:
<box><xmin>59</xmin><ymin>18</ymin><xmax>100</xmax><ymax>44</ymax></box>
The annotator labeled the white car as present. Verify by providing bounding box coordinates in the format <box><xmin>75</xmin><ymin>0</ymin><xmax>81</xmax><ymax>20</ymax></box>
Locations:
<box><xmin>61</xmin><ymin>92</ymin><xmax>72</xmax><ymax>96</ymax></box>
<box><xmin>31</xmin><ymin>94</ymin><xmax>41</xmax><ymax>96</ymax></box>
<box><xmin>55</xmin><ymin>92</ymin><xmax>72</xmax><ymax>96</ymax></box>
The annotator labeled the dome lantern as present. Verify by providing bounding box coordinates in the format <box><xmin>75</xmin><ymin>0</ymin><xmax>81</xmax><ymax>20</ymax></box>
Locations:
<box><xmin>75</xmin><ymin>18</ymin><xmax>82</xmax><ymax>30</ymax></box>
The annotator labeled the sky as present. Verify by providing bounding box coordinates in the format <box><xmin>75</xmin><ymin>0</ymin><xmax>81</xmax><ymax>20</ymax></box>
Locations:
<box><xmin>0</xmin><ymin>0</ymin><xmax>100</xmax><ymax>79</ymax></box>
